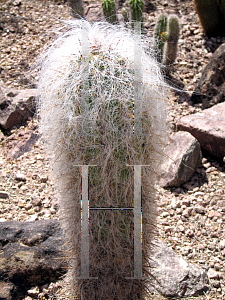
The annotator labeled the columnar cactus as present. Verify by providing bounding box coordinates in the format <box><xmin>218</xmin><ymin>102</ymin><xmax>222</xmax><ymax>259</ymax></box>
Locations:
<box><xmin>194</xmin><ymin>0</ymin><xmax>225</xmax><ymax>37</ymax></box>
<box><xmin>217</xmin><ymin>0</ymin><xmax>225</xmax><ymax>21</ymax></box>
<box><xmin>129</xmin><ymin>0</ymin><xmax>144</xmax><ymax>23</ymax></box>
<box><xmin>162</xmin><ymin>14</ymin><xmax>180</xmax><ymax>71</ymax></box>
<box><xmin>154</xmin><ymin>14</ymin><xmax>179</xmax><ymax>72</ymax></box>
<box><xmin>37</xmin><ymin>20</ymin><xmax>168</xmax><ymax>299</ymax></box>
<box><xmin>102</xmin><ymin>0</ymin><xmax>118</xmax><ymax>24</ymax></box>
<box><xmin>154</xmin><ymin>14</ymin><xmax>168</xmax><ymax>63</ymax></box>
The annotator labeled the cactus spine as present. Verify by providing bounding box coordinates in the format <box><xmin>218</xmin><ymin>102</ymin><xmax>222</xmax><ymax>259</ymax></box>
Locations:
<box><xmin>37</xmin><ymin>21</ymin><xmax>167</xmax><ymax>299</ymax></box>
<box><xmin>102</xmin><ymin>0</ymin><xmax>118</xmax><ymax>24</ymax></box>
<box><xmin>194</xmin><ymin>0</ymin><xmax>225</xmax><ymax>37</ymax></box>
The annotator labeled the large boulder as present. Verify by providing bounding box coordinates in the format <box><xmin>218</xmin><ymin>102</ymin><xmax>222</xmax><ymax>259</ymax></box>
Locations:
<box><xmin>191</xmin><ymin>43</ymin><xmax>225</xmax><ymax>109</ymax></box>
<box><xmin>177</xmin><ymin>102</ymin><xmax>225</xmax><ymax>159</ymax></box>
<box><xmin>151</xmin><ymin>239</ymin><xmax>210</xmax><ymax>298</ymax></box>
<box><xmin>158</xmin><ymin>131</ymin><xmax>202</xmax><ymax>187</ymax></box>
<box><xmin>0</xmin><ymin>81</ymin><xmax>36</xmax><ymax>132</ymax></box>
<box><xmin>0</xmin><ymin>220</ymin><xmax>66</xmax><ymax>300</ymax></box>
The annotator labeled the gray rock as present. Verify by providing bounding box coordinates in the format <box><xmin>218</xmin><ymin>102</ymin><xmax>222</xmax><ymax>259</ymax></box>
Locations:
<box><xmin>15</xmin><ymin>173</ymin><xmax>27</xmax><ymax>182</ymax></box>
<box><xmin>0</xmin><ymin>191</ymin><xmax>9</xmax><ymax>199</ymax></box>
<box><xmin>150</xmin><ymin>239</ymin><xmax>210</xmax><ymax>298</ymax></box>
<box><xmin>0</xmin><ymin>220</ymin><xmax>66</xmax><ymax>300</ymax></box>
<box><xmin>158</xmin><ymin>131</ymin><xmax>202</xmax><ymax>187</ymax></box>
<box><xmin>8</xmin><ymin>132</ymin><xmax>39</xmax><ymax>160</ymax></box>
<box><xmin>191</xmin><ymin>43</ymin><xmax>225</xmax><ymax>108</ymax></box>
<box><xmin>0</xmin><ymin>281</ymin><xmax>15</xmax><ymax>300</ymax></box>
<box><xmin>0</xmin><ymin>81</ymin><xmax>36</xmax><ymax>131</ymax></box>
<box><xmin>177</xmin><ymin>102</ymin><xmax>225</xmax><ymax>159</ymax></box>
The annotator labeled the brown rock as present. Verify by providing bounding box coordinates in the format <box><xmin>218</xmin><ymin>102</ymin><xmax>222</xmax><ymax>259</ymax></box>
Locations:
<box><xmin>151</xmin><ymin>239</ymin><xmax>210</xmax><ymax>297</ymax></box>
<box><xmin>159</xmin><ymin>131</ymin><xmax>202</xmax><ymax>187</ymax></box>
<box><xmin>177</xmin><ymin>102</ymin><xmax>225</xmax><ymax>159</ymax></box>
<box><xmin>7</xmin><ymin>131</ymin><xmax>39</xmax><ymax>160</ymax></box>
<box><xmin>0</xmin><ymin>81</ymin><xmax>36</xmax><ymax>131</ymax></box>
<box><xmin>0</xmin><ymin>281</ymin><xmax>15</xmax><ymax>300</ymax></box>
<box><xmin>207</xmin><ymin>268</ymin><xmax>219</xmax><ymax>280</ymax></box>
<box><xmin>0</xmin><ymin>220</ymin><xmax>67</xmax><ymax>299</ymax></box>
<box><xmin>191</xmin><ymin>43</ymin><xmax>225</xmax><ymax>108</ymax></box>
<box><xmin>0</xmin><ymin>191</ymin><xmax>9</xmax><ymax>199</ymax></box>
<box><xmin>15</xmin><ymin>173</ymin><xmax>27</xmax><ymax>182</ymax></box>
<box><xmin>208</xmin><ymin>210</ymin><xmax>222</xmax><ymax>218</ymax></box>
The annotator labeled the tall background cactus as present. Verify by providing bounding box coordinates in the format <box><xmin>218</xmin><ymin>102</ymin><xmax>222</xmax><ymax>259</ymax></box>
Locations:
<box><xmin>102</xmin><ymin>0</ymin><xmax>118</xmax><ymax>24</ymax></box>
<box><xmin>154</xmin><ymin>14</ymin><xmax>168</xmax><ymax>63</ymax></box>
<box><xmin>130</xmin><ymin>0</ymin><xmax>144</xmax><ymax>23</ymax></box>
<box><xmin>218</xmin><ymin>0</ymin><xmax>225</xmax><ymax>19</ymax></box>
<box><xmin>154</xmin><ymin>14</ymin><xmax>179</xmax><ymax>73</ymax></box>
<box><xmin>103</xmin><ymin>0</ymin><xmax>144</xmax><ymax>25</ymax></box>
<box><xmin>194</xmin><ymin>0</ymin><xmax>225</xmax><ymax>37</ymax></box>
<box><xmin>162</xmin><ymin>14</ymin><xmax>180</xmax><ymax>71</ymax></box>
<box><xmin>37</xmin><ymin>21</ymin><xmax>168</xmax><ymax>299</ymax></box>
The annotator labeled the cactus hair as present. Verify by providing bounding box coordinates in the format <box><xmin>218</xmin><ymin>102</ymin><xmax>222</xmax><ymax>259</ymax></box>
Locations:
<box><xmin>37</xmin><ymin>20</ymin><xmax>168</xmax><ymax>299</ymax></box>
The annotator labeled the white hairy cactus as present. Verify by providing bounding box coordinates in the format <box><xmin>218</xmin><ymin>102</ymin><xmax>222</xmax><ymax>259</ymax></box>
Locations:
<box><xmin>37</xmin><ymin>20</ymin><xmax>168</xmax><ymax>299</ymax></box>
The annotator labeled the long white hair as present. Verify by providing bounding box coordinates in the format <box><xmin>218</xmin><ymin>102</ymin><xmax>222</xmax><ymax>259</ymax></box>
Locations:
<box><xmin>37</xmin><ymin>20</ymin><xmax>168</xmax><ymax>299</ymax></box>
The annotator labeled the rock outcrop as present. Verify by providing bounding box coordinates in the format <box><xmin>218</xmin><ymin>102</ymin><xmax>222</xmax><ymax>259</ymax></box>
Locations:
<box><xmin>0</xmin><ymin>81</ymin><xmax>36</xmax><ymax>132</ymax></box>
<box><xmin>159</xmin><ymin>131</ymin><xmax>202</xmax><ymax>187</ymax></box>
<box><xmin>150</xmin><ymin>239</ymin><xmax>210</xmax><ymax>298</ymax></box>
<box><xmin>191</xmin><ymin>43</ymin><xmax>225</xmax><ymax>108</ymax></box>
<box><xmin>0</xmin><ymin>220</ymin><xmax>66</xmax><ymax>300</ymax></box>
<box><xmin>177</xmin><ymin>102</ymin><xmax>225</xmax><ymax>159</ymax></box>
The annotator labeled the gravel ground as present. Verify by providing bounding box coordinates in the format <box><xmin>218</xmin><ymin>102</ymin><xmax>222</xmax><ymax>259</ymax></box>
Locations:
<box><xmin>0</xmin><ymin>0</ymin><xmax>225</xmax><ymax>299</ymax></box>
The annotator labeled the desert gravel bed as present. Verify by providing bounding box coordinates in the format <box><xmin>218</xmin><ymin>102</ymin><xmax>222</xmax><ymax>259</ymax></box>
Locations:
<box><xmin>0</xmin><ymin>0</ymin><xmax>225</xmax><ymax>299</ymax></box>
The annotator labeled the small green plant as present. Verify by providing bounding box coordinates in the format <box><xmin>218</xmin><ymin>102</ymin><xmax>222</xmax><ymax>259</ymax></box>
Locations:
<box><xmin>194</xmin><ymin>0</ymin><xmax>225</xmax><ymax>37</ymax></box>
<box><xmin>154</xmin><ymin>14</ymin><xmax>179</xmax><ymax>72</ymax></box>
<box><xmin>102</xmin><ymin>0</ymin><xmax>118</xmax><ymax>24</ymax></box>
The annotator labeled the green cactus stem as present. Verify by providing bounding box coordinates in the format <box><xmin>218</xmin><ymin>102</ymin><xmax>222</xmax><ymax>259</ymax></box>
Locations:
<box><xmin>129</xmin><ymin>0</ymin><xmax>144</xmax><ymax>23</ymax></box>
<box><xmin>154</xmin><ymin>14</ymin><xmax>168</xmax><ymax>63</ymax></box>
<box><xmin>194</xmin><ymin>0</ymin><xmax>225</xmax><ymax>37</ymax></box>
<box><xmin>162</xmin><ymin>14</ymin><xmax>180</xmax><ymax>71</ymax></box>
<box><xmin>102</xmin><ymin>0</ymin><xmax>118</xmax><ymax>24</ymax></box>
<box><xmin>154</xmin><ymin>14</ymin><xmax>179</xmax><ymax>72</ymax></box>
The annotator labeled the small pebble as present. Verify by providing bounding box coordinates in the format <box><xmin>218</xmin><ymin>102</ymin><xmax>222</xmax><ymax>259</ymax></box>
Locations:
<box><xmin>27</xmin><ymin>286</ymin><xmax>39</xmax><ymax>297</ymax></box>
<box><xmin>207</xmin><ymin>268</ymin><xmax>219</xmax><ymax>279</ymax></box>
<box><xmin>195</xmin><ymin>206</ymin><xmax>206</xmax><ymax>214</ymax></box>
<box><xmin>218</xmin><ymin>240</ymin><xmax>225</xmax><ymax>250</ymax></box>
<box><xmin>15</xmin><ymin>173</ymin><xmax>27</xmax><ymax>182</ymax></box>
<box><xmin>0</xmin><ymin>191</ymin><xmax>9</xmax><ymax>199</ymax></box>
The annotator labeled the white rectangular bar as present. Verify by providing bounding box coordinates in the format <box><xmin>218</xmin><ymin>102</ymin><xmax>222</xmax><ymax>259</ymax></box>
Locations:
<box><xmin>133</xmin><ymin>164</ymin><xmax>142</xmax><ymax>278</ymax></box>
<box><xmin>81</xmin><ymin>165</ymin><xmax>89</xmax><ymax>278</ymax></box>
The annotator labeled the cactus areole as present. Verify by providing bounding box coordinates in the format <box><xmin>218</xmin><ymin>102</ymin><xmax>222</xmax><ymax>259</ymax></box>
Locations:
<box><xmin>37</xmin><ymin>20</ymin><xmax>168</xmax><ymax>299</ymax></box>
